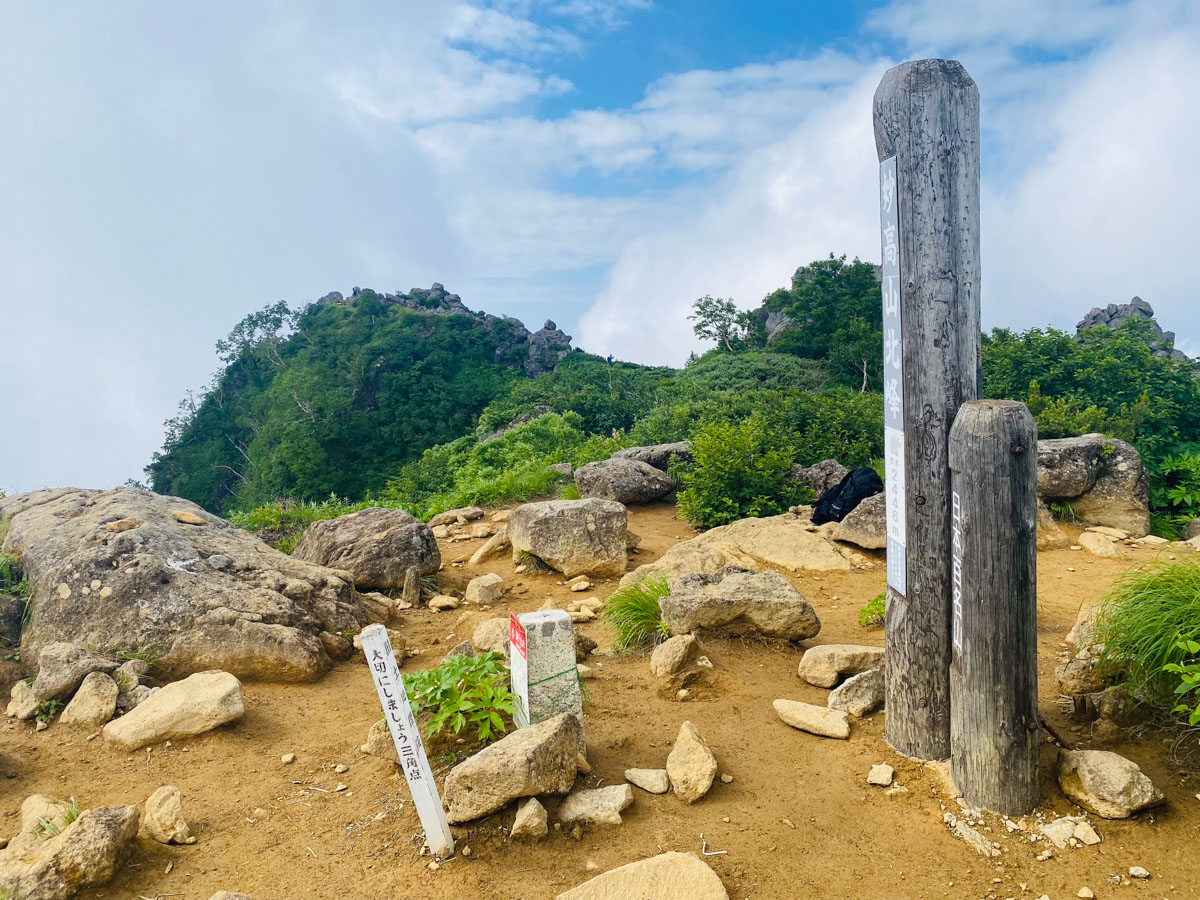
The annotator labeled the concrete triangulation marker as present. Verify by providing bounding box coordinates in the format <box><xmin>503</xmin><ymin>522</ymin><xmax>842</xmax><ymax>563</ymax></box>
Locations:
<box><xmin>510</xmin><ymin>609</ymin><xmax>584</xmax><ymax>753</ymax></box>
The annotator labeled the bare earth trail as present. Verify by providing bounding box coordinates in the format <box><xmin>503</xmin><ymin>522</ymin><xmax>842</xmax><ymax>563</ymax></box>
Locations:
<box><xmin>2</xmin><ymin>502</ymin><xmax>1198</xmax><ymax>899</ymax></box>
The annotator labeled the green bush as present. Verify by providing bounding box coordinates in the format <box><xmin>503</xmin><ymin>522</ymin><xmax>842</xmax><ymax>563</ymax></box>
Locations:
<box><xmin>228</xmin><ymin>495</ymin><xmax>397</xmax><ymax>552</ymax></box>
<box><xmin>604</xmin><ymin>575</ymin><xmax>670</xmax><ymax>651</ymax></box>
<box><xmin>859</xmin><ymin>592</ymin><xmax>885</xmax><ymax>627</ymax></box>
<box><xmin>402</xmin><ymin>651</ymin><xmax>516</xmax><ymax>744</ymax></box>
<box><xmin>1095</xmin><ymin>559</ymin><xmax>1200</xmax><ymax>703</ymax></box>
<box><xmin>677</xmin><ymin>414</ymin><xmax>811</xmax><ymax>529</ymax></box>
<box><xmin>1163</xmin><ymin>638</ymin><xmax>1200</xmax><ymax>743</ymax></box>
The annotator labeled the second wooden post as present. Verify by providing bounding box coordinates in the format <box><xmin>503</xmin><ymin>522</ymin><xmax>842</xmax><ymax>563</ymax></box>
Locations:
<box><xmin>948</xmin><ymin>399</ymin><xmax>1040</xmax><ymax>814</ymax></box>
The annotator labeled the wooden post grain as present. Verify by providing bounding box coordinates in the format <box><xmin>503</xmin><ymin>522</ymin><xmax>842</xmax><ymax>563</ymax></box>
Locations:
<box><xmin>948</xmin><ymin>400</ymin><xmax>1040</xmax><ymax>814</ymax></box>
<box><xmin>874</xmin><ymin>59</ymin><xmax>981</xmax><ymax>761</ymax></box>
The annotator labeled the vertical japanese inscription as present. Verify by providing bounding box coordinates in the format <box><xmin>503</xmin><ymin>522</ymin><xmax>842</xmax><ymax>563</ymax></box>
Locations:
<box><xmin>509</xmin><ymin>613</ymin><xmax>529</xmax><ymax>728</ymax></box>
<box><xmin>951</xmin><ymin>489</ymin><xmax>964</xmax><ymax>663</ymax></box>
<box><xmin>360</xmin><ymin>623</ymin><xmax>454</xmax><ymax>859</ymax></box>
<box><xmin>880</xmin><ymin>155</ymin><xmax>907</xmax><ymax>596</ymax></box>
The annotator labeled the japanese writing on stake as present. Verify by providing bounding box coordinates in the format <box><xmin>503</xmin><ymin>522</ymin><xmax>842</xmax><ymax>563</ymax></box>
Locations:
<box><xmin>359</xmin><ymin>624</ymin><xmax>454</xmax><ymax>858</ymax></box>
<box><xmin>951</xmin><ymin>489</ymin><xmax>965</xmax><ymax>660</ymax></box>
<box><xmin>509</xmin><ymin>613</ymin><xmax>530</xmax><ymax>728</ymax></box>
<box><xmin>879</xmin><ymin>155</ymin><xmax>907</xmax><ymax>596</ymax></box>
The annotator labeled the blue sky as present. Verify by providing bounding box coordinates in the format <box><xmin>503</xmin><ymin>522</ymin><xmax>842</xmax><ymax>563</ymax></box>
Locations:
<box><xmin>2</xmin><ymin>0</ymin><xmax>1199</xmax><ymax>493</ymax></box>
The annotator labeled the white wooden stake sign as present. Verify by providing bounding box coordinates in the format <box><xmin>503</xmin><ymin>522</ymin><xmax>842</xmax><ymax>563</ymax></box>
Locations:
<box><xmin>359</xmin><ymin>623</ymin><xmax>454</xmax><ymax>859</ymax></box>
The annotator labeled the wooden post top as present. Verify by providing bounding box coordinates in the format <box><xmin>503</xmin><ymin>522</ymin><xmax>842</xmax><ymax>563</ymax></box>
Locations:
<box><xmin>873</xmin><ymin>59</ymin><xmax>979</xmax><ymax>162</ymax></box>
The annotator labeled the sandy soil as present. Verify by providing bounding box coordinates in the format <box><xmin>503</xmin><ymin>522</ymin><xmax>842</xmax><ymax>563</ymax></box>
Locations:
<box><xmin>3</xmin><ymin>503</ymin><xmax>1199</xmax><ymax>900</ymax></box>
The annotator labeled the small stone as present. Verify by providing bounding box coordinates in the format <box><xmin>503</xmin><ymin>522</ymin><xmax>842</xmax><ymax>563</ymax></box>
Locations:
<box><xmin>334</xmin><ymin>764</ymin><xmax>348</xmax><ymax>774</ymax></box>
<box><xmin>510</xmin><ymin>797</ymin><xmax>548</xmax><ymax>842</ymax></box>
<box><xmin>676</xmin><ymin>689</ymin><xmax>691</xmax><ymax>701</ymax></box>
<box><xmin>557</xmin><ymin>784</ymin><xmax>634</xmax><ymax>827</ymax></box>
<box><xmin>1073</xmin><ymin>820</ymin><xmax>1101</xmax><ymax>846</ymax></box>
<box><xmin>625</xmin><ymin>768</ymin><xmax>670</xmax><ymax>794</ymax></box>
<box><xmin>827</xmin><ymin>668</ymin><xmax>884</xmax><ymax>717</ymax></box>
<box><xmin>1077</xmin><ymin>888</ymin><xmax>1094</xmax><ymax>899</ymax></box>
<box><xmin>429</xmin><ymin>595</ymin><xmax>460</xmax><ymax>612</ymax></box>
<box><xmin>570</xmin><ymin>581</ymin><xmax>591</xmax><ymax>592</ymax></box>
<box><xmin>773</xmin><ymin>699</ymin><xmax>850</xmax><ymax>739</ymax></box>
<box><xmin>334</xmin><ymin>783</ymin><xmax>347</xmax><ymax>792</ymax></box>
<box><xmin>1128</xmin><ymin>866</ymin><xmax>1149</xmax><ymax>879</ymax></box>
<box><xmin>650</xmin><ymin>634</ymin><xmax>696</xmax><ymax>678</ymax></box>
<box><xmin>171</xmin><ymin>509</ymin><xmax>207</xmax><ymax>525</ymax></box>
<box><xmin>867</xmin><ymin>764</ymin><xmax>894</xmax><ymax>787</ymax></box>
<box><xmin>1036</xmin><ymin>850</ymin><xmax>1053</xmax><ymax>861</ymax></box>
<box><xmin>35</xmin><ymin>720</ymin><xmax>48</xmax><ymax>732</ymax></box>
<box><xmin>719</xmin><ymin>773</ymin><xmax>733</xmax><ymax>784</ymax></box>
<box><xmin>666</xmin><ymin>721</ymin><xmax>717</xmax><ymax>804</ymax></box>
<box><xmin>461</xmin><ymin>845</ymin><xmax>471</xmax><ymax>857</ymax></box>
<box><xmin>142</xmin><ymin>785</ymin><xmax>196</xmax><ymax>844</ymax></box>
<box><xmin>281</xmin><ymin>753</ymin><xmax>295</xmax><ymax>764</ymax></box>
<box><xmin>695</xmin><ymin>656</ymin><xmax>713</xmax><ymax>669</ymax></box>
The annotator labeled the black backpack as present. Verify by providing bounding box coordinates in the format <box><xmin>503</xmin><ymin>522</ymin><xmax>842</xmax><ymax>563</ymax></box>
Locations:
<box><xmin>811</xmin><ymin>466</ymin><xmax>884</xmax><ymax>525</ymax></box>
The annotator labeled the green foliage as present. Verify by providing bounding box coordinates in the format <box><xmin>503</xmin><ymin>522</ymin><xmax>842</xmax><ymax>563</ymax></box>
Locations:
<box><xmin>1164</xmin><ymin>638</ymin><xmax>1200</xmax><ymax>744</ymax></box>
<box><xmin>1095</xmin><ymin>559</ymin><xmax>1200</xmax><ymax>703</ymax></box>
<box><xmin>1045</xmin><ymin>500</ymin><xmax>1082</xmax><ymax>524</ymax></box>
<box><xmin>763</xmin><ymin>255</ymin><xmax>883</xmax><ymax>390</ymax></box>
<box><xmin>677</xmin><ymin>413</ymin><xmax>812</xmax><ymax>529</ymax></box>
<box><xmin>32</xmin><ymin>797</ymin><xmax>80</xmax><ymax>841</ymax></box>
<box><xmin>0</xmin><ymin>553</ymin><xmax>29</xmax><ymax>599</ymax></box>
<box><xmin>859</xmin><ymin>592</ymin><xmax>886</xmax><ymax>628</ymax></box>
<box><xmin>402</xmin><ymin>651</ymin><xmax>516</xmax><ymax>744</ymax></box>
<box><xmin>148</xmin><ymin>292</ymin><xmax>524</xmax><ymax>513</ymax></box>
<box><xmin>688</xmin><ymin>296</ymin><xmax>765</xmax><ymax>353</ymax></box>
<box><xmin>114</xmin><ymin>645</ymin><xmax>161</xmax><ymax>669</ymax></box>
<box><xmin>34</xmin><ymin>699</ymin><xmax>62</xmax><ymax>725</ymax></box>
<box><xmin>982</xmin><ymin>322</ymin><xmax>1200</xmax><ymax>520</ymax></box>
<box><xmin>379</xmin><ymin>412</ymin><xmax>619</xmax><ymax>519</ymax></box>
<box><xmin>603</xmin><ymin>575</ymin><xmax>671</xmax><ymax>651</ymax></box>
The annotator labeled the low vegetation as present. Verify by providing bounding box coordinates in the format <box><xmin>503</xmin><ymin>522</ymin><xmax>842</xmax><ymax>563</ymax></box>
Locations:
<box><xmin>1095</xmin><ymin>560</ymin><xmax>1200</xmax><ymax>724</ymax></box>
<box><xmin>402</xmin><ymin>651</ymin><xmax>517</xmax><ymax>744</ymax></box>
<box><xmin>604</xmin><ymin>575</ymin><xmax>670</xmax><ymax>651</ymax></box>
<box><xmin>858</xmin><ymin>592</ymin><xmax>886</xmax><ymax>628</ymax></box>
<box><xmin>32</xmin><ymin>797</ymin><xmax>80</xmax><ymax>841</ymax></box>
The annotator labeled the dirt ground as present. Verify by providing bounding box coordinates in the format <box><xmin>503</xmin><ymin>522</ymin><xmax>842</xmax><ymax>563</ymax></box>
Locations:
<box><xmin>3</xmin><ymin>502</ymin><xmax>1199</xmax><ymax>900</ymax></box>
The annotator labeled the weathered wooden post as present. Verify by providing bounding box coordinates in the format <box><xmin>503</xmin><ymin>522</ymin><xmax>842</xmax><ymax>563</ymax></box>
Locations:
<box><xmin>948</xmin><ymin>400</ymin><xmax>1040</xmax><ymax>813</ymax></box>
<box><xmin>874</xmin><ymin>59</ymin><xmax>982</xmax><ymax>760</ymax></box>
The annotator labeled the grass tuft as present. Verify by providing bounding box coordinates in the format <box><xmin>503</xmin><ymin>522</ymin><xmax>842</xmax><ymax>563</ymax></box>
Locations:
<box><xmin>1095</xmin><ymin>559</ymin><xmax>1200</xmax><ymax>702</ymax></box>
<box><xmin>603</xmin><ymin>574</ymin><xmax>670</xmax><ymax>651</ymax></box>
<box><xmin>858</xmin><ymin>592</ymin><xmax>885</xmax><ymax>628</ymax></box>
<box><xmin>32</xmin><ymin>797</ymin><xmax>80</xmax><ymax>841</ymax></box>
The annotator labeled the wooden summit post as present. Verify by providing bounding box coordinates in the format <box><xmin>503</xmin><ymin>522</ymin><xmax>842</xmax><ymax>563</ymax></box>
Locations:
<box><xmin>948</xmin><ymin>400</ymin><xmax>1040</xmax><ymax>814</ymax></box>
<box><xmin>874</xmin><ymin>59</ymin><xmax>981</xmax><ymax>760</ymax></box>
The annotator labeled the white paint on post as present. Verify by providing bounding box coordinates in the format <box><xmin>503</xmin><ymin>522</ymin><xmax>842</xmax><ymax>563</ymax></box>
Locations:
<box><xmin>880</xmin><ymin>153</ymin><xmax>907</xmax><ymax>597</ymax></box>
<box><xmin>951</xmin><ymin>490</ymin><xmax>964</xmax><ymax>657</ymax></box>
<box><xmin>359</xmin><ymin>623</ymin><xmax>454</xmax><ymax>859</ymax></box>
<box><xmin>509</xmin><ymin>612</ymin><xmax>530</xmax><ymax>728</ymax></box>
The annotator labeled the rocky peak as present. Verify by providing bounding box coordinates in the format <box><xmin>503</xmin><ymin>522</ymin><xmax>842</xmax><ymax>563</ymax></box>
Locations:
<box><xmin>1076</xmin><ymin>297</ymin><xmax>1189</xmax><ymax>361</ymax></box>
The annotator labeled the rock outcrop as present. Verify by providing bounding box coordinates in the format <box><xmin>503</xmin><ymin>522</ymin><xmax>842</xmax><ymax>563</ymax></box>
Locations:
<box><xmin>1037</xmin><ymin>435</ymin><xmax>1150</xmax><ymax>535</ymax></box>
<box><xmin>659</xmin><ymin>569</ymin><xmax>820</xmax><ymax>640</ymax></box>
<box><xmin>292</xmin><ymin>507</ymin><xmax>439</xmax><ymax>590</ymax></box>
<box><xmin>1076</xmin><ymin>297</ymin><xmax>1189</xmax><ymax>361</ymax></box>
<box><xmin>0</xmin><ymin>795</ymin><xmax>140</xmax><ymax>900</ymax></box>
<box><xmin>1</xmin><ymin>488</ymin><xmax>366</xmax><ymax>682</ymax></box>
<box><xmin>574</xmin><ymin>459</ymin><xmax>675</xmax><ymax>505</ymax></box>
<box><xmin>787</xmin><ymin>459</ymin><xmax>848</xmax><ymax>497</ymax></box>
<box><xmin>612</xmin><ymin>443</ymin><xmax>694</xmax><ymax>472</ymax></box>
<box><xmin>508</xmin><ymin>499</ymin><xmax>628</xmax><ymax>578</ymax></box>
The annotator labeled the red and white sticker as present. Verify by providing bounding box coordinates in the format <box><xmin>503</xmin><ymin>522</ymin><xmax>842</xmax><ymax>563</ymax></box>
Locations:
<box><xmin>509</xmin><ymin>613</ymin><xmax>529</xmax><ymax>727</ymax></box>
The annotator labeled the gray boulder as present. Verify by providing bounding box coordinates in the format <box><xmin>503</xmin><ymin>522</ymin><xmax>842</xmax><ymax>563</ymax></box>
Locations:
<box><xmin>798</xmin><ymin>644</ymin><xmax>885</xmax><ymax>688</ymax></box>
<box><xmin>30</xmin><ymin>643</ymin><xmax>116</xmax><ymax>702</ymax></box>
<box><xmin>557</xmin><ymin>784</ymin><xmax>634</xmax><ymax>827</ymax></box>
<box><xmin>612</xmin><ymin>442</ymin><xmax>694</xmax><ymax>472</ymax></box>
<box><xmin>827</xmin><ymin>668</ymin><xmax>884</xmax><ymax>717</ymax></box>
<box><xmin>103</xmin><ymin>670</ymin><xmax>244</xmax><ymax>751</ymax></box>
<box><xmin>1182</xmin><ymin>517</ymin><xmax>1200</xmax><ymax>541</ymax></box>
<box><xmin>833</xmin><ymin>492</ymin><xmax>886</xmax><ymax>550</ymax></box>
<box><xmin>293</xmin><ymin>507</ymin><xmax>439</xmax><ymax>590</ymax></box>
<box><xmin>508</xmin><ymin>499</ymin><xmax>627</xmax><ymax>578</ymax></box>
<box><xmin>1</xmin><ymin>488</ymin><xmax>366</xmax><ymax>682</ymax></box>
<box><xmin>0</xmin><ymin>795</ymin><xmax>140</xmax><ymax>900</ymax></box>
<box><xmin>786</xmin><ymin>459</ymin><xmax>848</xmax><ymax>497</ymax></box>
<box><xmin>1056</xmin><ymin>749</ymin><xmax>1165</xmax><ymax>818</ymax></box>
<box><xmin>574</xmin><ymin>458</ymin><xmax>675</xmax><ymax>505</ymax></box>
<box><xmin>659</xmin><ymin>569</ymin><xmax>820</xmax><ymax>640</ymax></box>
<box><xmin>1036</xmin><ymin>435</ymin><xmax>1149</xmax><ymax>535</ymax></box>
<box><xmin>442</xmin><ymin>712</ymin><xmax>580</xmax><ymax>823</ymax></box>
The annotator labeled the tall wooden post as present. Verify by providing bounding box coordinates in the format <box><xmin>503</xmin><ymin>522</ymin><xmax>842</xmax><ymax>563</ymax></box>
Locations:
<box><xmin>874</xmin><ymin>59</ymin><xmax>981</xmax><ymax>761</ymax></box>
<box><xmin>949</xmin><ymin>400</ymin><xmax>1040</xmax><ymax>814</ymax></box>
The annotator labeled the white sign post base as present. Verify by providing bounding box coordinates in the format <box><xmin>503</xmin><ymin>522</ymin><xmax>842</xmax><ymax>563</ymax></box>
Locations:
<box><xmin>359</xmin><ymin>623</ymin><xmax>454</xmax><ymax>859</ymax></box>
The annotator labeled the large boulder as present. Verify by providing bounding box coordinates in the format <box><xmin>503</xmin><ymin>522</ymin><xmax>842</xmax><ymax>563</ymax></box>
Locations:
<box><xmin>786</xmin><ymin>459</ymin><xmax>848</xmax><ymax>497</ymax></box>
<box><xmin>1036</xmin><ymin>435</ymin><xmax>1149</xmax><ymax>535</ymax></box>
<box><xmin>832</xmin><ymin>492</ymin><xmax>886</xmax><ymax>550</ymax></box>
<box><xmin>623</xmin><ymin>513</ymin><xmax>864</xmax><ymax>588</ymax></box>
<box><xmin>103</xmin><ymin>671</ymin><xmax>244</xmax><ymax>751</ymax></box>
<box><xmin>612</xmin><ymin>442</ymin><xmax>694</xmax><ymax>472</ymax></box>
<box><xmin>0</xmin><ymin>488</ymin><xmax>367</xmax><ymax>682</ymax></box>
<box><xmin>1181</xmin><ymin>517</ymin><xmax>1200</xmax><ymax>541</ymax></box>
<box><xmin>442</xmin><ymin>712</ymin><xmax>580</xmax><ymax>823</ymax></box>
<box><xmin>29</xmin><ymin>643</ymin><xmax>116</xmax><ymax>702</ymax></box>
<box><xmin>574</xmin><ymin>459</ymin><xmax>675</xmax><ymax>505</ymax></box>
<box><xmin>508</xmin><ymin>499</ymin><xmax>627</xmax><ymax>578</ymax></box>
<box><xmin>659</xmin><ymin>569</ymin><xmax>820</xmax><ymax>640</ymax></box>
<box><xmin>557</xmin><ymin>852</ymin><xmax>728</xmax><ymax>900</ymax></box>
<box><xmin>1056</xmin><ymin>749</ymin><xmax>1165</xmax><ymax>818</ymax></box>
<box><xmin>0</xmin><ymin>795</ymin><xmax>140</xmax><ymax>900</ymax></box>
<box><xmin>292</xmin><ymin>507</ymin><xmax>439</xmax><ymax>590</ymax></box>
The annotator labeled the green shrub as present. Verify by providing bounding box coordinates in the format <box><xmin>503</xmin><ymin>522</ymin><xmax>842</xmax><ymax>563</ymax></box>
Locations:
<box><xmin>402</xmin><ymin>651</ymin><xmax>516</xmax><ymax>744</ymax></box>
<box><xmin>1164</xmin><ymin>638</ymin><xmax>1200</xmax><ymax>743</ymax></box>
<box><xmin>677</xmin><ymin>414</ymin><xmax>810</xmax><ymax>529</ymax></box>
<box><xmin>603</xmin><ymin>575</ymin><xmax>670</xmax><ymax>651</ymax></box>
<box><xmin>1095</xmin><ymin>559</ymin><xmax>1200</xmax><ymax>702</ymax></box>
<box><xmin>859</xmin><ymin>593</ymin><xmax>885</xmax><ymax>627</ymax></box>
<box><xmin>228</xmin><ymin>495</ymin><xmax>393</xmax><ymax>552</ymax></box>
<box><xmin>34</xmin><ymin>699</ymin><xmax>62</xmax><ymax>726</ymax></box>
